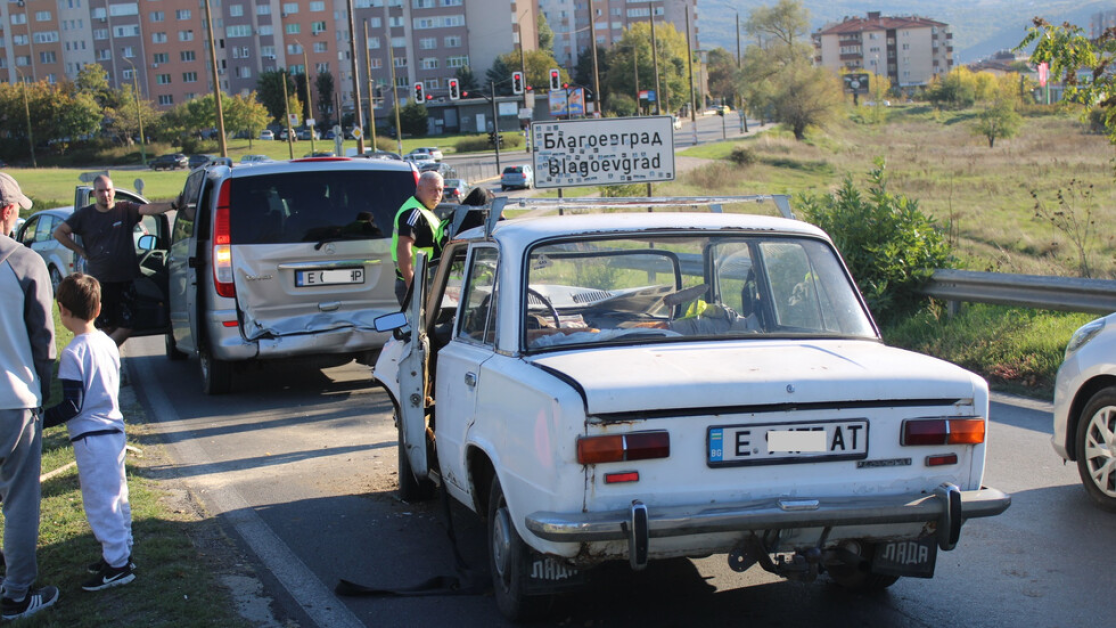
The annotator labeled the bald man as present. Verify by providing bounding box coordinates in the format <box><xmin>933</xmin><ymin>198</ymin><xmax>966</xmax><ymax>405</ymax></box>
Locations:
<box><xmin>391</xmin><ymin>171</ymin><xmax>445</xmax><ymax>306</ymax></box>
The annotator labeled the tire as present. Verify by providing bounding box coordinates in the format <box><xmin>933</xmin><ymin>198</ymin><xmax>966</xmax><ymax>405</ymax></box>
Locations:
<box><xmin>488</xmin><ymin>476</ymin><xmax>553</xmax><ymax>621</ymax></box>
<box><xmin>199</xmin><ymin>347</ymin><xmax>232</xmax><ymax>395</ymax></box>
<box><xmin>48</xmin><ymin>265</ymin><xmax>63</xmax><ymax>295</ymax></box>
<box><xmin>396</xmin><ymin>414</ymin><xmax>435</xmax><ymax>502</ymax></box>
<box><xmin>165</xmin><ymin>333</ymin><xmax>187</xmax><ymax>361</ymax></box>
<box><xmin>826</xmin><ymin>542</ymin><xmax>901</xmax><ymax>591</ymax></box>
<box><xmin>1074</xmin><ymin>387</ymin><xmax>1116</xmax><ymax>512</ymax></box>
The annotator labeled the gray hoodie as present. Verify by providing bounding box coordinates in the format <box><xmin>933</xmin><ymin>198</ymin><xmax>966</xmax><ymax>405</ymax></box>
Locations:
<box><xmin>0</xmin><ymin>236</ymin><xmax>55</xmax><ymax>409</ymax></box>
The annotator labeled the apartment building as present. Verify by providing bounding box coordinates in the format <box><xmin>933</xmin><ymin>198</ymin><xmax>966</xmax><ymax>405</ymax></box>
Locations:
<box><xmin>812</xmin><ymin>11</ymin><xmax>953</xmax><ymax>91</ymax></box>
<box><xmin>538</xmin><ymin>0</ymin><xmax>698</xmax><ymax>70</ymax></box>
<box><xmin>1</xmin><ymin>0</ymin><xmax>532</xmax><ymax>115</ymax></box>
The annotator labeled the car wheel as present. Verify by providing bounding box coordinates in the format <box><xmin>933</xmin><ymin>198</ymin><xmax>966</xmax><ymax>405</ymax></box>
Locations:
<box><xmin>165</xmin><ymin>332</ymin><xmax>187</xmax><ymax>361</ymax></box>
<box><xmin>199</xmin><ymin>347</ymin><xmax>232</xmax><ymax>395</ymax></box>
<box><xmin>1074</xmin><ymin>387</ymin><xmax>1116</xmax><ymax>512</ymax></box>
<box><xmin>501</xmin><ymin>185</ymin><xmax>508</xmax><ymax>191</ymax></box>
<box><xmin>825</xmin><ymin>542</ymin><xmax>900</xmax><ymax>591</ymax></box>
<box><xmin>488</xmin><ymin>476</ymin><xmax>553</xmax><ymax>621</ymax></box>
<box><xmin>48</xmin><ymin>265</ymin><xmax>63</xmax><ymax>295</ymax></box>
<box><xmin>396</xmin><ymin>412</ymin><xmax>435</xmax><ymax>502</ymax></box>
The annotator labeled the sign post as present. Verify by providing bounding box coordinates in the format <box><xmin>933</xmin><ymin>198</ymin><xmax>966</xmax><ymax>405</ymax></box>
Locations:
<box><xmin>531</xmin><ymin>116</ymin><xmax>676</xmax><ymax>189</ymax></box>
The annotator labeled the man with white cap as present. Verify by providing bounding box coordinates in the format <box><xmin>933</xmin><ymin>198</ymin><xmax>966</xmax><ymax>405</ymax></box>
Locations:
<box><xmin>0</xmin><ymin>171</ymin><xmax>60</xmax><ymax>620</ymax></box>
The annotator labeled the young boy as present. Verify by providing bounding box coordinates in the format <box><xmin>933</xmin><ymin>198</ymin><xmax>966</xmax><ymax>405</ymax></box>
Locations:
<box><xmin>43</xmin><ymin>273</ymin><xmax>135</xmax><ymax>591</ymax></box>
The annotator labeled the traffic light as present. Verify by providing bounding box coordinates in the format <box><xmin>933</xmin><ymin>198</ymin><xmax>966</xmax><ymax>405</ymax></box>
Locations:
<box><xmin>413</xmin><ymin>82</ymin><xmax>424</xmax><ymax>102</ymax></box>
<box><xmin>549</xmin><ymin>68</ymin><xmax>561</xmax><ymax>91</ymax></box>
<box><xmin>511</xmin><ymin>71</ymin><xmax>524</xmax><ymax>95</ymax></box>
<box><xmin>487</xmin><ymin>132</ymin><xmax>504</xmax><ymax>148</ymax></box>
<box><xmin>448</xmin><ymin>78</ymin><xmax>460</xmax><ymax>100</ymax></box>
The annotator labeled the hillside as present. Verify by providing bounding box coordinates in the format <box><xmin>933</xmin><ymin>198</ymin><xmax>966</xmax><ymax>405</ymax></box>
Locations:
<box><xmin>697</xmin><ymin>0</ymin><xmax>1113</xmax><ymax>64</ymax></box>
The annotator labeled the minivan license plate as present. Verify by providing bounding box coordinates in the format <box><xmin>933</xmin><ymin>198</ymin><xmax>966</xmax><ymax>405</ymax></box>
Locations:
<box><xmin>295</xmin><ymin>268</ymin><xmax>364</xmax><ymax>287</ymax></box>
<box><xmin>708</xmin><ymin>419</ymin><xmax>869</xmax><ymax>467</ymax></box>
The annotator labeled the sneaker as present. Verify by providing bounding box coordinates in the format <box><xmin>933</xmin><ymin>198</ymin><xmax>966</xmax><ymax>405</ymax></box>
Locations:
<box><xmin>1</xmin><ymin>586</ymin><xmax>59</xmax><ymax>620</ymax></box>
<box><xmin>87</xmin><ymin>555</ymin><xmax>135</xmax><ymax>574</ymax></box>
<box><xmin>81</xmin><ymin>562</ymin><xmax>135</xmax><ymax>591</ymax></box>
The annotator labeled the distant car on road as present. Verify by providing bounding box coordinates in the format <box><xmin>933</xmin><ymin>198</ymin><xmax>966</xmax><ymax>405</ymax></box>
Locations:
<box><xmin>151</xmin><ymin>153</ymin><xmax>188</xmax><ymax>171</ymax></box>
<box><xmin>419</xmin><ymin>162</ymin><xmax>456</xmax><ymax>179</ymax></box>
<box><xmin>1052</xmin><ymin>312</ymin><xmax>1116</xmax><ymax>512</ymax></box>
<box><xmin>442</xmin><ymin>178</ymin><xmax>469</xmax><ymax>203</ymax></box>
<box><xmin>259</xmin><ymin>130</ymin><xmax>275</xmax><ymax>141</ymax></box>
<box><xmin>189</xmin><ymin>154</ymin><xmax>216</xmax><ymax>170</ymax></box>
<box><xmin>297</xmin><ymin>128</ymin><xmax>320</xmax><ymax>140</ymax></box>
<box><xmin>403</xmin><ymin>153</ymin><xmax>436</xmax><ymax>169</ymax></box>
<box><xmin>500</xmin><ymin>164</ymin><xmax>533</xmax><ymax>190</ymax></box>
<box><xmin>239</xmin><ymin>154</ymin><xmax>275</xmax><ymax>166</ymax></box>
<box><xmin>410</xmin><ymin>147</ymin><xmax>443</xmax><ymax>162</ymax></box>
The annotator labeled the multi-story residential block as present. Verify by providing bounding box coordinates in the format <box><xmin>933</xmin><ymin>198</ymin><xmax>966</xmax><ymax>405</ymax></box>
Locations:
<box><xmin>1</xmin><ymin>0</ymin><xmax>532</xmax><ymax>117</ymax></box>
<box><xmin>812</xmin><ymin>11</ymin><xmax>953</xmax><ymax>91</ymax></box>
<box><xmin>539</xmin><ymin>0</ymin><xmax>698</xmax><ymax>70</ymax></box>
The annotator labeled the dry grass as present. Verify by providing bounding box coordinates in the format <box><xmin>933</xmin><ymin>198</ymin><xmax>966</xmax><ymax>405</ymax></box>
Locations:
<box><xmin>675</xmin><ymin>106</ymin><xmax>1116</xmax><ymax>279</ymax></box>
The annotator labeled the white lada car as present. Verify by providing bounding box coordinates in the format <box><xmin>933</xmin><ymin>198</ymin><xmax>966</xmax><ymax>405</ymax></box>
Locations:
<box><xmin>373</xmin><ymin>196</ymin><xmax>1011</xmax><ymax>620</ymax></box>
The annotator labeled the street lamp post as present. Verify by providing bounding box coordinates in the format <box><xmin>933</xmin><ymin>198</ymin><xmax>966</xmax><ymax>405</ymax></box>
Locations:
<box><xmin>122</xmin><ymin>56</ymin><xmax>147</xmax><ymax>166</ymax></box>
<box><xmin>649</xmin><ymin>3</ymin><xmax>661</xmax><ymax>115</ymax></box>
<box><xmin>281</xmin><ymin>70</ymin><xmax>294</xmax><ymax>159</ymax></box>
<box><xmin>297</xmin><ymin>42</ymin><xmax>316</xmax><ymax>152</ymax></box>
<box><xmin>346</xmin><ymin>0</ymin><xmax>366</xmax><ymax>155</ymax></box>
<box><xmin>202</xmin><ymin>0</ymin><xmax>228</xmax><ymax>156</ymax></box>
<box><xmin>364</xmin><ymin>20</ymin><xmax>378</xmax><ymax>149</ymax></box>
<box><xmin>385</xmin><ymin>2</ymin><xmax>404</xmax><ymax>155</ymax></box>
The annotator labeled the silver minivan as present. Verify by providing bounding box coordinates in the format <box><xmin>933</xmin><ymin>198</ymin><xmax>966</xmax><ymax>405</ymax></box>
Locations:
<box><xmin>163</xmin><ymin>157</ymin><xmax>418</xmax><ymax>393</ymax></box>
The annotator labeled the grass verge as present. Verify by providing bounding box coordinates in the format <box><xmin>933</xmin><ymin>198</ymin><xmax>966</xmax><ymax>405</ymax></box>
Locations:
<box><xmin>1</xmin><ymin>305</ymin><xmax>254</xmax><ymax>628</ymax></box>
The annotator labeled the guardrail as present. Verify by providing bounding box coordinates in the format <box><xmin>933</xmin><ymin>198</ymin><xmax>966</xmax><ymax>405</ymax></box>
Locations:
<box><xmin>922</xmin><ymin>269</ymin><xmax>1116</xmax><ymax>315</ymax></box>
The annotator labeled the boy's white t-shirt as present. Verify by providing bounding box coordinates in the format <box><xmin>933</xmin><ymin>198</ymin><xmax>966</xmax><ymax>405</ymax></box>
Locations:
<box><xmin>58</xmin><ymin>330</ymin><xmax>123</xmax><ymax>439</ymax></box>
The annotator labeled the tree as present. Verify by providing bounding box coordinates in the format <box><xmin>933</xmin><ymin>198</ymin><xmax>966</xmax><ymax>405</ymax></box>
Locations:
<box><xmin>257</xmin><ymin>70</ymin><xmax>298</xmax><ymax>122</ymax></box>
<box><xmin>706</xmin><ymin>48</ymin><xmax>737</xmax><ymax>106</ymax></box>
<box><xmin>739</xmin><ymin>0</ymin><xmax>842</xmax><ymax>140</ymax></box>
<box><xmin>496</xmin><ymin>49</ymin><xmax>565</xmax><ymax>95</ymax></box>
<box><xmin>103</xmin><ymin>82</ymin><xmax>159</xmax><ymax>146</ymax></box>
<box><xmin>925</xmin><ymin>68</ymin><xmax>977</xmax><ymax>110</ymax></box>
<box><xmin>75</xmin><ymin>63</ymin><xmax>114</xmax><ymax>108</ymax></box>
<box><xmin>224</xmin><ymin>92</ymin><xmax>271</xmax><ymax>147</ymax></box>
<box><xmin>396</xmin><ymin>101</ymin><xmax>429</xmax><ymax>137</ymax></box>
<box><xmin>574</xmin><ymin>45</ymin><xmax>606</xmax><ymax>91</ymax></box>
<box><xmin>316</xmin><ymin>72</ymin><xmax>335</xmax><ymax>127</ymax></box>
<box><xmin>294</xmin><ymin>73</ymin><xmax>311</xmax><ymax>123</ymax></box>
<box><xmin>603</xmin><ymin>22</ymin><xmax>689</xmax><ymax>115</ymax></box>
<box><xmin>537</xmin><ymin>14</ymin><xmax>555</xmax><ymax>56</ymax></box>
<box><xmin>1020</xmin><ymin>18</ymin><xmax>1116</xmax><ymax>142</ymax></box>
<box><xmin>456</xmin><ymin>66</ymin><xmax>480</xmax><ymax>93</ymax></box>
<box><xmin>972</xmin><ymin>100</ymin><xmax>1022</xmax><ymax>148</ymax></box>
<box><xmin>485</xmin><ymin>56</ymin><xmax>514</xmax><ymax>95</ymax></box>
<box><xmin>0</xmin><ymin>80</ymin><xmax>101</xmax><ymax>156</ymax></box>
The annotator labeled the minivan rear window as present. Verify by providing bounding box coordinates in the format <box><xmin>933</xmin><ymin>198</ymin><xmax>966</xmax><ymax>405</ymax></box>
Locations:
<box><xmin>228</xmin><ymin>170</ymin><xmax>414</xmax><ymax>244</ymax></box>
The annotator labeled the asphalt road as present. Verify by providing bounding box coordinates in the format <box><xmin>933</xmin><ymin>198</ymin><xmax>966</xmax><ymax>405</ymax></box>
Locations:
<box><xmin>122</xmin><ymin>335</ymin><xmax>1115</xmax><ymax>628</ymax></box>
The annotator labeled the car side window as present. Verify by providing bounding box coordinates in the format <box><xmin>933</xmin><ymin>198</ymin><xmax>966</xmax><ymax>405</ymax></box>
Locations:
<box><xmin>18</xmin><ymin>216</ymin><xmax>38</xmax><ymax>244</ymax></box>
<box><xmin>35</xmin><ymin>216</ymin><xmax>55</xmax><ymax>242</ymax></box>
<box><xmin>458</xmin><ymin>246</ymin><xmax>499</xmax><ymax>346</ymax></box>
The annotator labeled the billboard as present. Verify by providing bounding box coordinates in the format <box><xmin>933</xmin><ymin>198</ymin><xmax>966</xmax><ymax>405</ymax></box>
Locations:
<box><xmin>548</xmin><ymin>88</ymin><xmax>585</xmax><ymax>117</ymax></box>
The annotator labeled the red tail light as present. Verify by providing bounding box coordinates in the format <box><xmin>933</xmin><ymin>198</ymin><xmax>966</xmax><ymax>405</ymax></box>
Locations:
<box><xmin>213</xmin><ymin>181</ymin><xmax>236</xmax><ymax>298</ymax></box>
<box><xmin>577</xmin><ymin>431</ymin><xmax>670</xmax><ymax>465</ymax></box>
<box><xmin>412</xmin><ymin>165</ymin><xmax>420</xmax><ymax>185</ymax></box>
<box><xmin>901</xmin><ymin>418</ymin><xmax>985</xmax><ymax>446</ymax></box>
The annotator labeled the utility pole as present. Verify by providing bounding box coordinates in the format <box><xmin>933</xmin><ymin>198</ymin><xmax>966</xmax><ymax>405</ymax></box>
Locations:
<box><xmin>491</xmin><ymin>81</ymin><xmax>501</xmax><ymax>172</ymax></box>
<box><xmin>281</xmin><ymin>71</ymin><xmax>294</xmax><ymax>159</ymax></box>
<box><xmin>364</xmin><ymin>20</ymin><xmax>378</xmax><ymax>149</ymax></box>
<box><xmin>346</xmin><ymin>0</ymin><xmax>365</xmax><ymax>155</ymax></box>
<box><xmin>123</xmin><ymin>57</ymin><xmax>146</xmax><ymax>166</ymax></box>
<box><xmin>685</xmin><ymin>6</ymin><xmax>696</xmax><ymax>123</ymax></box>
<box><xmin>633</xmin><ymin>46</ymin><xmax>639</xmax><ymax>115</ymax></box>
<box><xmin>589</xmin><ymin>10</ymin><xmax>601</xmax><ymax>117</ymax></box>
<box><xmin>302</xmin><ymin>46</ymin><xmax>315</xmax><ymax>153</ymax></box>
<box><xmin>649</xmin><ymin>3</ymin><xmax>661</xmax><ymax>115</ymax></box>
<box><xmin>737</xmin><ymin>12</ymin><xmax>747</xmax><ymax>133</ymax></box>
<box><xmin>16</xmin><ymin>71</ymin><xmax>36</xmax><ymax>168</ymax></box>
<box><xmin>203</xmin><ymin>0</ymin><xmax>228</xmax><ymax>156</ymax></box>
<box><xmin>386</xmin><ymin>3</ymin><xmax>403</xmax><ymax>155</ymax></box>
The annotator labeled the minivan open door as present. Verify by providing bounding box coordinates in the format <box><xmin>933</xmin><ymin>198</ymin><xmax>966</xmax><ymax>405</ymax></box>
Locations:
<box><xmin>397</xmin><ymin>253</ymin><xmax>431</xmax><ymax>481</ymax></box>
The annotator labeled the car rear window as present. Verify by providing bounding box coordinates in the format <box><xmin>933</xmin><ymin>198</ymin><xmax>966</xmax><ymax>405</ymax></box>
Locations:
<box><xmin>504</xmin><ymin>167</ymin><xmax>522</xmax><ymax>174</ymax></box>
<box><xmin>228</xmin><ymin>169</ymin><xmax>415</xmax><ymax>244</ymax></box>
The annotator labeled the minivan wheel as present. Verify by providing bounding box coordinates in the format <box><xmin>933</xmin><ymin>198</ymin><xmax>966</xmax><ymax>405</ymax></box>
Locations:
<box><xmin>199</xmin><ymin>348</ymin><xmax>232</xmax><ymax>395</ymax></box>
<box><xmin>165</xmin><ymin>333</ymin><xmax>187</xmax><ymax>361</ymax></box>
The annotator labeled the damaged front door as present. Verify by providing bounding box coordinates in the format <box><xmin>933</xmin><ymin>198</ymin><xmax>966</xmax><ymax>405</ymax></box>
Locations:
<box><xmin>398</xmin><ymin>253</ymin><xmax>430</xmax><ymax>481</ymax></box>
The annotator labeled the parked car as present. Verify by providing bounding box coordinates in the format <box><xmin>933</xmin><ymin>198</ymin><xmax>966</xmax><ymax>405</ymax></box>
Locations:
<box><xmin>239</xmin><ymin>154</ymin><xmax>275</xmax><ymax>166</ymax></box>
<box><xmin>1052</xmin><ymin>312</ymin><xmax>1116</xmax><ymax>512</ymax></box>
<box><xmin>373</xmin><ymin>196</ymin><xmax>1011</xmax><ymax>620</ymax></box>
<box><xmin>410</xmin><ymin>147</ymin><xmax>443</xmax><ymax>162</ymax></box>
<box><xmin>16</xmin><ymin>188</ymin><xmax>162</xmax><ymax>296</ymax></box>
<box><xmin>302</xmin><ymin>151</ymin><xmax>335</xmax><ymax>158</ymax></box>
<box><xmin>418</xmin><ymin>162</ymin><xmax>457</xmax><ymax>179</ymax></box>
<box><xmin>500</xmin><ymin>164</ymin><xmax>533</xmax><ymax>190</ymax></box>
<box><xmin>259</xmin><ymin>130</ymin><xmax>275</xmax><ymax>141</ymax></box>
<box><xmin>672</xmin><ymin>114</ymin><xmax>683</xmax><ymax>129</ymax></box>
<box><xmin>322</xmin><ymin>130</ymin><xmax>336</xmax><ymax>140</ymax></box>
<box><xmin>297</xmin><ymin>128</ymin><xmax>320</xmax><ymax>140</ymax></box>
<box><xmin>161</xmin><ymin>157</ymin><xmax>418</xmax><ymax>394</ymax></box>
<box><xmin>151</xmin><ymin>153</ymin><xmax>188</xmax><ymax>171</ymax></box>
<box><xmin>441</xmin><ymin>178</ymin><xmax>469</xmax><ymax>203</ymax></box>
<box><xmin>188</xmin><ymin>154</ymin><xmax>216</xmax><ymax>170</ymax></box>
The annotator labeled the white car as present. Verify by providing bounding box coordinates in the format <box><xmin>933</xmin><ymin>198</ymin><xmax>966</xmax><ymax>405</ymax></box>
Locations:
<box><xmin>411</xmin><ymin>146</ymin><xmax>443</xmax><ymax>162</ymax></box>
<box><xmin>373</xmin><ymin>196</ymin><xmax>1011</xmax><ymax>620</ymax></box>
<box><xmin>403</xmin><ymin>153</ymin><xmax>435</xmax><ymax>169</ymax></box>
<box><xmin>1052</xmin><ymin>312</ymin><xmax>1116</xmax><ymax>511</ymax></box>
<box><xmin>259</xmin><ymin>130</ymin><xmax>275</xmax><ymax>140</ymax></box>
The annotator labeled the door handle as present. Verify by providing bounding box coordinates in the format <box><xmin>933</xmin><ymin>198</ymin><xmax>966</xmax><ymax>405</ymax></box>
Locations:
<box><xmin>464</xmin><ymin>372</ymin><xmax>477</xmax><ymax>388</ymax></box>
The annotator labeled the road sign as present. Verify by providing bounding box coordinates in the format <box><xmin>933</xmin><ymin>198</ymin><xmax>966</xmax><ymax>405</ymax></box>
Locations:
<box><xmin>843</xmin><ymin>73</ymin><xmax>870</xmax><ymax>93</ymax></box>
<box><xmin>306</xmin><ymin>118</ymin><xmax>315</xmax><ymax>128</ymax></box>
<box><xmin>531</xmin><ymin>116</ymin><xmax>676</xmax><ymax>189</ymax></box>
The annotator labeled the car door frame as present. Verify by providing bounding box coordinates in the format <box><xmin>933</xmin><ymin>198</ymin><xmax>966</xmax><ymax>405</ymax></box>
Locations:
<box><xmin>167</xmin><ymin>168</ymin><xmax>209</xmax><ymax>355</ymax></box>
<box><xmin>397</xmin><ymin>252</ymin><xmax>432</xmax><ymax>481</ymax></box>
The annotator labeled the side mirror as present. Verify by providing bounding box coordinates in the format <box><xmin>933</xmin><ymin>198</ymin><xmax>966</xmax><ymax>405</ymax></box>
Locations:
<box><xmin>137</xmin><ymin>234</ymin><xmax>158</xmax><ymax>251</ymax></box>
<box><xmin>374</xmin><ymin>311</ymin><xmax>409</xmax><ymax>334</ymax></box>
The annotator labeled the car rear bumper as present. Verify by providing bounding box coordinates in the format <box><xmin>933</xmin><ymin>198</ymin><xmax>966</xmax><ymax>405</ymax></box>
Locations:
<box><xmin>526</xmin><ymin>484</ymin><xmax>1010</xmax><ymax>557</ymax></box>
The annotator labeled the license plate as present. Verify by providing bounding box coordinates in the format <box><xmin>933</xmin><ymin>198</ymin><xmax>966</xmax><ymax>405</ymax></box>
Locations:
<box><xmin>871</xmin><ymin>536</ymin><xmax>937</xmax><ymax>578</ymax></box>
<box><xmin>707</xmin><ymin>419</ymin><xmax>869</xmax><ymax>467</ymax></box>
<box><xmin>295</xmin><ymin>268</ymin><xmax>364</xmax><ymax>287</ymax></box>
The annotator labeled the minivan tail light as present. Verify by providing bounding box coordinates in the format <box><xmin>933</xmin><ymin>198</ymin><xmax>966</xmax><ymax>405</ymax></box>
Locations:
<box><xmin>577</xmin><ymin>431</ymin><xmax>670</xmax><ymax>465</ymax></box>
<box><xmin>213</xmin><ymin>181</ymin><xmax>235</xmax><ymax>298</ymax></box>
<box><xmin>901</xmin><ymin>418</ymin><xmax>985</xmax><ymax>446</ymax></box>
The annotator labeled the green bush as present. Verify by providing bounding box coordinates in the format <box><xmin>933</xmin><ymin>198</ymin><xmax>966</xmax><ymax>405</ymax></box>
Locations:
<box><xmin>454</xmin><ymin>133</ymin><xmax>522</xmax><ymax>152</ymax></box>
<box><xmin>598</xmin><ymin>183</ymin><xmax>646</xmax><ymax>197</ymax></box>
<box><xmin>728</xmin><ymin>146</ymin><xmax>757</xmax><ymax>167</ymax></box>
<box><xmin>796</xmin><ymin>158</ymin><xmax>955</xmax><ymax>324</ymax></box>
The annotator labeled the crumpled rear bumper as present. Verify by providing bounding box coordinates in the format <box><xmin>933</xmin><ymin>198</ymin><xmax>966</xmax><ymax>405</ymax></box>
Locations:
<box><xmin>525</xmin><ymin>484</ymin><xmax>1010</xmax><ymax>567</ymax></box>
